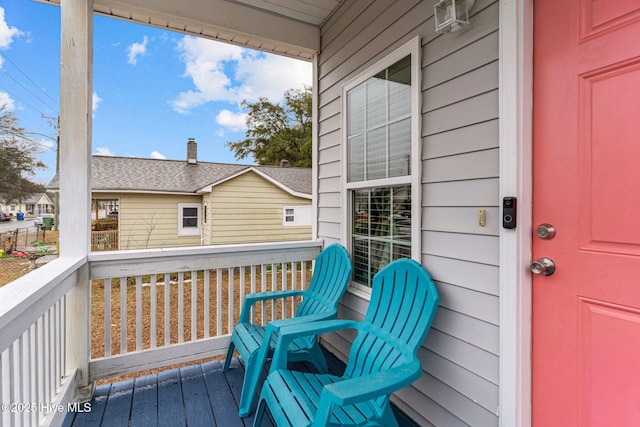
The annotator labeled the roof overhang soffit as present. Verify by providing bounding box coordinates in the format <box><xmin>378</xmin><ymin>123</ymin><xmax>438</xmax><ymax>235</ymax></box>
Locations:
<box><xmin>36</xmin><ymin>0</ymin><xmax>320</xmax><ymax>60</ymax></box>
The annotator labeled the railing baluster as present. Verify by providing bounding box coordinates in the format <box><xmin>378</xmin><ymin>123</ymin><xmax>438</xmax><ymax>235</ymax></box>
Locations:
<box><xmin>164</xmin><ymin>273</ymin><xmax>170</xmax><ymax>346</ymax></box>
<box><xmin>178</xmin><ymin>272</ymin><xmax>184</xmax><ymax>343</ymax></box>
<box><xmin>282</xmin><ymin>262</ymin><xmax>287</xmax><ymax>319</ymax></box>
<box><xmin>260</xmin><ymin>264</ymin><xmax>266</xmax><ymax>325</ymax></box>
<box><xmin>227</xmin><ymin>267</ymin><xmax>234</xmax><ymax>334</ymax></box>
<box><xmin>12</xmin><ymin>340</ymin><xmax>20</xmax><ymax>427</ymax></box>
<box><xmin>61</xmin><ymin>295</ymin><xmax>67</xmax><ymax>382</ymax></box>
<box><xmin>43</xmin><ymin>309</ymin><xmax>50</xmax><ymax>405</ymax></box>
<box><xmin>191</xmin><ymin>270</ymin><xmax>197</xmax><ymax>341</ymax></box>
<box><xmin>36</xmin><ymin>316</ymin><xmax>46</xmax><ymax>422</ymax></box>
<box><xmin>50</xmin><ymin>304</ymin><xmax>57</xmax><ymax>395</ymax></box>
<box><xmin>216</xmin><ymin>269</ymin><xmax>222</xmax><ymax>337</ymax></box>
<box><xmin>0</xmin><ymin>350</ymin><xmax>5</xmax><ymax>427</ymax></box>
<box><xmin>204</xmin><ymin>270</ymin><xmax>210</xmax><ymax>338</ymax></box>
<box><xmin>150</xmin><ymin>275</ymin><xmax>157</xmax><ymax>349</ymax></box>
<box><xmin>105</xmin><ymin>278</ymin><xmax>111</xmax><ymax>357</ymax></box>
<box><xmin>120</xmin><ymin>277</ymin><xmax>127</xmax><ymax>354</ymax></box>
<box><xmin>2</xmin><ymin>342</ymin><xmax>16</xmax><ymax>426</ymax></box>
<box><xmin>19</xmin><ymin>333</ymin><xmax>27</xmax><ymax>426</ymax></box>
<box><xmin>250</xmin><ymin>265</ymin><xmax>256</xmax><ymax>323</ymax></box>
<box><xmin>271</xmin><ymin>263</ymin><xmax>277</xmax><ymax>321</ymax></box>
<box><xmin>239</xmin><ymin>266</ymin><xmax>245</xmax><ymax>326</ymax></box>
<box><xmin>29</xmin><ymin>324</ymin><xmax>37</xmax><ymax>427</ymax></box>
<box><xmin>291</xmin><ymin>261</ymin><xmax>298</xmax><ymax>316</ymax></box>
<box><xmin>54</xmin><ymin>299</ymin><xmax>61</xmax><ymax>391</ymax></box>
<box><xmin>302</xmin><ymin>261</ymin><xmax>308</xmax><ymax>290</ymax></box>
<box><xmin>136</xmin><ymin>275</ymin><xmax>142</xmax><ymax>351</ymax></box>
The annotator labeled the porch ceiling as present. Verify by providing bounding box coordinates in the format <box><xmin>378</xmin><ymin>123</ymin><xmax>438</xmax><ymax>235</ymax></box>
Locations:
<box><xmin>35</xmin><ymin>0</ymin><xmax>344</xmax><ymax>60</ymax></box>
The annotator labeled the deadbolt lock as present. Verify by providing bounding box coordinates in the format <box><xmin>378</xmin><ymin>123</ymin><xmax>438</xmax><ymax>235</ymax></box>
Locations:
<box><xmin>536</xmin><ymin>223</ymin><xmax>556</xmax><ymax>240</ymax></box>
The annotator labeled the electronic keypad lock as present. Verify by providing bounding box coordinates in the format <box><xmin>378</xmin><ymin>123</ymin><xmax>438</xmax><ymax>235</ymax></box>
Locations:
<box><xmin>502</xmin><ymin>197</ymin><xmax>517</xmax><ymax>229</ymax></box>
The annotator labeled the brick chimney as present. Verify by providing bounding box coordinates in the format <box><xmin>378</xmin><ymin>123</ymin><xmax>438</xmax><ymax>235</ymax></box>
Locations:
<box><xmin>187</xmin><ymin>138</ymin><xmax>197</xmax><ymax>165</ymax></box>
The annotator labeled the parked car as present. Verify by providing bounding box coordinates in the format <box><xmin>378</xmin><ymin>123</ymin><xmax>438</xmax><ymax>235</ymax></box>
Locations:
<box><xmin>34</xmin><ymin>213</ymin><xmax>55</xmax><ymax>228</ymax></box>
<box><xmin>0</xmin><ymin>210</ymin><xmax>11</xmax><ymax>221</ymax></box>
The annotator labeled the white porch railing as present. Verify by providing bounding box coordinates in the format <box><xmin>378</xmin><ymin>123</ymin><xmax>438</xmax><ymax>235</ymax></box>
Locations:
<box><xmin>0</xmin><ymin>239</ymin><xmax>323</xmax><ymax>427</ymax></box>
<box><xmin>87</xmin><ymin>240</ymin><xmax>322</xmax><ymax>381</ymax></box>
<box><xmin>0</xmin><ymin>256</ymin><xmax>86</xmax><ymax>427</ymax></box>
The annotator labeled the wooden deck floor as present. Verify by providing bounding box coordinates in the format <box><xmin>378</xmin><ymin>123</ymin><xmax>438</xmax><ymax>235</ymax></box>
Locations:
<box><xmin>62</xmin><ymin>351</ymin><xmax>419</xmax><ymax>427</ymax></box>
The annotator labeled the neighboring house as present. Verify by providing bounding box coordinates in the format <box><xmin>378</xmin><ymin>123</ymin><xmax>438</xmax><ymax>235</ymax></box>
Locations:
<box><xmin>48</xmin><ymin>141</ymin><xmax>312</xmax><ymax>250</ymax></box>
<box><xmin>0</xmin><ymin>193</ymin><xmax>54</xmax><ymax>217</ymax></box>
<box><xmin>39</xmin><ymin>1</ymin><xmax>640</xmax><ymax>426</ymax></box>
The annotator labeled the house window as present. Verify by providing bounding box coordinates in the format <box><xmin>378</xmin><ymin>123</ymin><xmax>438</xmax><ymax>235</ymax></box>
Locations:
<box><xmin>343</xmin><ymin>38</ymin><xmax>421</xmax><ymax>288</ymax></box>
<box><xmin>285</xmin><ymin>208</ymin><xmax>295</xmax><ymax>223</ymax></box>
<box><xmin>178</xmin><ymin>203</ymin><xmax>201</xmax><ymax>236</ymax></box>
<box><xmin>283</xmin><ymin>205</ymin><xmax>312</xmax><ymax>226</ymax></box>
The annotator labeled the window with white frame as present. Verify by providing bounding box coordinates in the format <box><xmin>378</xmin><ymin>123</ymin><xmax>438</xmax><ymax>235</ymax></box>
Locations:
<box><xmin>283</xmin><ymin>205</ymin><xmax>312</xmax><ymax>226</ymax></box>
<box><xmin>343</xmin><ymin>38</ymin><xmax>421</xmax><ymax>288</ymax></box>
<box><xmin>178</xmin><ymin>203</ymin><xmax>201</xmax><ymax>236</ymax></box>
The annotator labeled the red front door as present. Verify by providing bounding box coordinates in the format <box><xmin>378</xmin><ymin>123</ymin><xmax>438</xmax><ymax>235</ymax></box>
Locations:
<box><xmin>532</xmin><ymin>1</ymin><xmax>640</xmax><ymax>425</ymax></box>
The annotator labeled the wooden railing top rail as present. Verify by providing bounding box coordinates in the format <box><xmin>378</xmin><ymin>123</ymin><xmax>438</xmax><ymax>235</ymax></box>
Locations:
<box><xmin>88</xmin><ymin>239</ymin><xmax>324</xmax><ymax>279</ymax></box>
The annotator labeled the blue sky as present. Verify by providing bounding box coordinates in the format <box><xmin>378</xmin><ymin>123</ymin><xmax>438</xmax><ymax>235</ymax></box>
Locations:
<box><xmin>0</xmin><ymin>1</ymin><xmax>312</xmax><ymax>184</ymax></box>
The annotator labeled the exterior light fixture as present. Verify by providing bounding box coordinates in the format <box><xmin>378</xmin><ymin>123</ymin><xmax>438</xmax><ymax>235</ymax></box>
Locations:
<box><xmin>434</xmin><ymin>0</ymin><xmax>476</xmax><ymax>33</ymax></box>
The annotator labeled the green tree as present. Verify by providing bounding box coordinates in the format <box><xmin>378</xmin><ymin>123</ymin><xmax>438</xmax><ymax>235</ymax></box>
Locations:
<box><xmin>226</xmin><ymin>87</ymin><xmax>312</xmax><ymax>167</ymax></box>
<box><xmin>0</xmin><ymin>107</ymin><xmax>47</xmax><ymax>204</ymax></box>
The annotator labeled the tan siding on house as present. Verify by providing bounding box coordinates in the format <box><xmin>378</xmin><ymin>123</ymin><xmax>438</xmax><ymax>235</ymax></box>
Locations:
<box><xmin>208</xmin><ymin>171</ymin><xmax>311</xmax><ymax>245</ymax></box>
<box><xmin>317</xmin><ymin>0</ymin><xmax>500</xmax><ymax>425</ymax></box>
<box><xmin>112</xmin><ymin>193</ymin><xmax>202</xmax><ymax>250</ymax></box>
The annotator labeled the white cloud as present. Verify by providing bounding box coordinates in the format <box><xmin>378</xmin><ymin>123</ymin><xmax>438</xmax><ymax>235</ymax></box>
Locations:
<box><xmin>0</xmin><ymin>7</ymin><xmax>22</xmax><ymax>50</ymax></box>
<box><xmin>0</xmin><ymin>91</ymin><xmax>15</xmax><ymax>111</ymax></box>
<box><xmin>95</xmin><ymin>147</ymin><xmax>114</xmax><ymax>156</ymax></box>
<box><xmin>92</xmin><ymin>92</ymin><xmax>102</xmax><ymax>117</ymax></box>
<box><xmin>39</xmin><ymin>138</ymin><xmax>55</xmax><ymax>150</ymax></box>
<box><xmin>171</xmin><ymin>36</ymin><xmax>311</xmax><ymax>114</ymax></box>
<box><xmin>234</xmin><ymin>53</ymin><xmax>311</xmax><ymax>103</ymax></box>
<box><xmin>150</xmin><ymin>151</ymin><xmax>166</xmax><ymax>159</ymax></box>
<box><xmin>215</xmin><ymin>109</ymin><xmax>246</xmax><ymax>132</ymax></box>
<box><xmin>127</xmin><ymin>36</ymin><xmax>148</xmax><ymax>65</ymax></box>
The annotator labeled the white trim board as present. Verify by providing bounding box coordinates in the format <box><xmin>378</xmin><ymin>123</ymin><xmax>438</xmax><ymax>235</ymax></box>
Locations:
<box><xmin>498</xmin><ymin>0</ymin><xmax>533</xmax><ymax>426</ymax></box>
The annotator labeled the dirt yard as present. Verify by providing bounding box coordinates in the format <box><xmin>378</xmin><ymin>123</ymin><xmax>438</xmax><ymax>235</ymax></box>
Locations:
<box><xmin>0</xmin><ymin>257</ymin><xmax>32</xmax><ymax>285</ymax></box>
<box><xmin>0</xmin><ymin>230</ymin><xmax>59</xmax><ymax>286</ymax></box>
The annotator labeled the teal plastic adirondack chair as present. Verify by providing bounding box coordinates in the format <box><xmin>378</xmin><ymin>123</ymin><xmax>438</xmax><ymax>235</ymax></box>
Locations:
<box><xmin>223</xmin><ymin>243</ymin><xmax>352</xmax><ymax>417</ymax></box>
<box><xmin>253</xmin><ymin>258</ymin><xmax>440</xmax><ymax>427</ymax></box>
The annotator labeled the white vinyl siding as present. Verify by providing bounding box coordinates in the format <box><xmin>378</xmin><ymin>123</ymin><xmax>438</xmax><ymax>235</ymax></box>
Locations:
<box><xmin>207</xmin><ymin>171</ymin><xmax>312</xmax><ymax>244</ymax></box>
<box><xmin>316</xmin><ymin>0</ymin><xmax>500</xmax><ymax>425</ymax></box>
<box><xmin>100</xmin><ymin>193</ymin><xmax>202</xmax><ymax>249</ymax></box>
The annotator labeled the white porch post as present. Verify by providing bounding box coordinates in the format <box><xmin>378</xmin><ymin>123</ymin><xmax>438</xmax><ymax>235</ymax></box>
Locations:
<box><xmin>59</xmin><ymin>0</ymin><xmax>93</xmax><ymax>391</ymax></box>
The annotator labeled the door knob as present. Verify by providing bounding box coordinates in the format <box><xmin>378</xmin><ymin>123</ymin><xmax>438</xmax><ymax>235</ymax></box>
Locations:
<box><xmin>531</xmin><ymin>257</ymin><xmax>555</xmax><ymax>276</ymax></box>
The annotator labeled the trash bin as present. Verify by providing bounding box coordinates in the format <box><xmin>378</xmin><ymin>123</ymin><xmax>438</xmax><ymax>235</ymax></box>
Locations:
<box><xmin>43</xmin><ymin>217</ymin><xmax>53</xmax><ymax>230</ymax></box>
<box><xmin>17</xmin><ymin>212</ymin><xmax>24</xmax><ymax>221</ymax></box>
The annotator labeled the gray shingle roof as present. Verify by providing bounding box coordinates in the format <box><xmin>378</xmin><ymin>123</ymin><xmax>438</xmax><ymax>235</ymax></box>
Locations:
<box><xmin>47</xmin><ymin>156</ymin><xmax>311</xmax><ymax>196</ymax></box>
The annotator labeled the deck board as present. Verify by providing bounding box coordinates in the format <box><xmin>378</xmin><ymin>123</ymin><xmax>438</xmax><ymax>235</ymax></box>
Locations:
<box><xmin>102</xmin><ymin>379</ymin><xmax>134</xmax><ymax>425</ymax></box>
<box><xmin>201</xmin><ymin>360</ymin><xmax>246</xmax><ymax>427</ymax></box>
<box><xmin>158</xmin><ymin>368</ymin><xmax>186</xmax><ymax>427</ymax></box>
<box><xmin>64</xmin><ymin>352</ymin><xmax>418</xmax><ymax>426</ymax></box>
<box><xmin>181</xmin><ymin>365</ymin><xmax>217</xmax><ymax>426</ymax></box>
<box><xmin>130</xmin><ymin>374</ymin><xmax>158</xmax><ymax>427</ymax></box>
